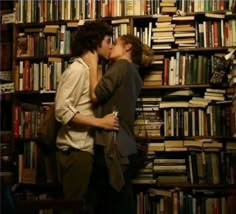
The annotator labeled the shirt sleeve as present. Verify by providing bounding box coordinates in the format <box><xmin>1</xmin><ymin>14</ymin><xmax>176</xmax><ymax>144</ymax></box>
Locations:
<box><xmin>95</xmin><ymin>60</ymin><xmax>128</xmax><ymax>103</ymax></box>
<box><xmin>55</xmin><ymin>63</ymin><xmax>87</xmax><ymax>125</ymax></box>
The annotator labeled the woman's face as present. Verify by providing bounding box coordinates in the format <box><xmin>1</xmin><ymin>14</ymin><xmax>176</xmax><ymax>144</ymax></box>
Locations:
<box><xmin>109</xmin><ymin>38</ymin><xmax>126</xmax><ymax>61</ymax></box>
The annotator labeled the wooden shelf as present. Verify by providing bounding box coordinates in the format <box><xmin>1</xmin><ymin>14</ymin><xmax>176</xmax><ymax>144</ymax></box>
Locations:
<box><xmin>15</xmin><ymin>54</ymin><xmax>71</xmax><ymax>61</ymax></box>
<box><xmin>156</xmin><ymin>184</ymin><xmax>236</xmax><ymax>189</ymax></box>
<box><xmin>134</xmin><ymin>183</ymin><xmax>236</xmax><ymax>190</ymax></box>
<box><xmin>15</xmin><ymin>183</ymin><xmax>61</xmax><ymax>192</ymax></box>
<box><xmin>14</xmin><ymin>46</ymin><xmax>236</xmax><ymax>61</ymax></box>
<box><xmin>15</xmin><ymin>17</ymin><xmax>131</xmax><ymax>27</ymax></box>
<box><xmin>136</xmin><ymin>136</ymin><xmax>236</xmax><ymax>141</ymax></box>
<box><xmin>16</xmin><ymin>21</ymin><xmax>69</xmax><ymax>28</ymax></box>
<box><xmin>14</xmin><ymin>91</ymin><xmax>55</xmax><ymax>103</ymax></box>
<box><xmin>134</xmin><ymin>182</ymin><xmax>236</xmax><ymax>190</ymax></box>
<box><xmin>142</xmin><ymin>84</ymin><xmax>211</xmax><ymax>90</ymax></box>
<box><xmin>14</xmin><ymin>12</ymin><xmax>236</xmax><ymax>27</ymax></box>
<box><xmin>14</xmin><ymin>137</ymin><xmax>39</xmax><ymax>142</ymax></box>
<box><xmin>16</xmin><ymin>199</ymin><xmax>84</xmax><ymax>213</ymax></box>
<box><xmin>0</xmin><ymin>130</ymin><xmax>12</xmax><ymax>136</ymax></box>
<box><xmin>16</xmin><ymin>135</ymin><xmax>235</xmax><ymax>145</ymax></box>
<box><xmin>14</xmin><ymin>90</ymin><xmax>56</xmax><ymax>95</ymax></box>
<box><xmin>153</xmin><ymin>46</ymin><xmax>236</xmax><ymax>54</ymax></box>
<box><xmin>0</xmin><ymin>93</ymin><xmax>12</xmax><ymax>100</ymax></box>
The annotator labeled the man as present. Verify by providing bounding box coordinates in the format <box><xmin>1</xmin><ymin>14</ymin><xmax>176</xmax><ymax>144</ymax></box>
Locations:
<box><xmin>54</xmin><ymin>21</ymin><xmax>118</xmax><ymax>213</ymax></box>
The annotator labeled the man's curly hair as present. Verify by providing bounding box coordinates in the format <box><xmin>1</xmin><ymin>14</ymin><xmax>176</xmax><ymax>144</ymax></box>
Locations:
<box><xmin>71</xmin><ymin>21</ymin><xmax>113</xmax><ymax>57</ymax></box>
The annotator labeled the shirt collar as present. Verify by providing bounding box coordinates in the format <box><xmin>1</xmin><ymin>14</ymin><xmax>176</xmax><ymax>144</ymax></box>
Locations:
<box><xmin>74</xmin><ymin>57</ymin><xmax>89</xmax><ymax>70</ymax></box>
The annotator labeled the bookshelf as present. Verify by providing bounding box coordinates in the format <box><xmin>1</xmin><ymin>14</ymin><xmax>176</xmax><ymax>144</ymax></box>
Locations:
<box><xmin>7</xmin><ymin>0</ymin><xmax>236</xmax><ymax>213</ymax></box>
<box><xmin>0</xmin><ymin>1</ymin><xmax>14</xmax><ymax>184</ymax></box>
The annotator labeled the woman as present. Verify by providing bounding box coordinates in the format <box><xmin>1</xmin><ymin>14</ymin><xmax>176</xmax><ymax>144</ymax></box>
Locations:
<box><xmin>86</xmin><ymin>34</ymin><xmax>153</xmax><ymax>214</ymax></box>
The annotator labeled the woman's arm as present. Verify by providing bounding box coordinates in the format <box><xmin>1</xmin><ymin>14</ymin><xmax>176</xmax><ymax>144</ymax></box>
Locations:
<box><xmin>84</xmin><ymin>52</ymin><xmax>127</xmax><ymax>104</ymax></box>
<box><xmin>82</xmin><ymin>51</ymin><xmax>101</xmax><ymax>103</ymax></box>
<box><xmin>89</xmin><ymin>64</ymin><xmax>103</xmax><ymax>103</ymax></box>
<box><xmin>94</xmin><ymin>60</ymin><xmax>127</xmax><ymax>103</ymax></box>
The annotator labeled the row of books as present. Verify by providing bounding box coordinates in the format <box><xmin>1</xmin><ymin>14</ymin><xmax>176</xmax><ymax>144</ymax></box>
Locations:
<box><xmin>151</xmin><ymin>17</ymin><xmax>236</xmax><ymax>49</ymax></box>
<box><xmin>13</xmin><ymin>103</ymin><xmax>54</xmax><ymax>139</ymax></box>
<box><xmin>14</xmin><ymin>0</ymin><xmax>236</xmax><ymax>23</ymax></box>
<box><xmin>135</xmin><ymin>93</ymin><xmax>234</xmax><ymax>138</ymax></box>
<box><xmin>133</xmin><ymin>148</ymin><xmax>236</xmax><ymax>185</ymax></box>
<box><xmin>14</xmin><ymin>54</ymin><xmax>229</xmax><ymax>92</ymax></box>
<box><xmin>15</xmin><ymin>17</ymin><xmax>236</xmax><ymax>57</ymax></box>
<box><xmin>136</xmin><ymin>189</ymin><xmax>236</xmax><ymax>214</ymax></box>
<box><xmin>14</xmin><ymin>59</ymin><xmax>69</xmax><ymax>92</ymax></box>
<box><xmin>162</xmin><ymin>105</ymin><xmax>232</xmax><ymax>137</ymax></box>
<box><xmin>230</xmin><ymin>59</ymin><xmax>236</xmax><ymax>137</ymax></box>
<box><xmin>117</xmin><ymin>15</ymin><xmax>236</xmax><ymax>49</ymax></box>
<box><xmin>15</xmin><ymin>191</ymin><xmax>54</xmax><ymax>214</ymax></box>
<box><xmin>140</xmin><ymin>53</ymin><xmax>231</xmax><ymax>87</ymax></box>
<box><xmin>16</xmin><ymin>25</ymin><xmax>71</xmax><ymax>57</ymax></box>
<box><xmin>147</xmin><ymin>140</ymin><xmax>236</xmax><ymax>152</ymax></box>
<box><xmin>17</xmin><ymin>140</ymin><xmax>59</xmax><ymax>185</ymax></box>
<box><xmin>144</xmin><ymin>54</ymin><xmax>214</xmax><ymax>86</ymax></box>
<box><xmin>16</xmin><ymin>22</ymin><xmax>130</xmax><ymax>58</ymax></box>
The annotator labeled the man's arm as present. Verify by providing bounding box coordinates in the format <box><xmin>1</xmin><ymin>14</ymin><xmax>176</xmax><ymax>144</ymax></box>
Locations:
<box><xmin>55</xmin><ymin>64</ymin><xmax>85</xmax><ymax>125</ymax></box>
<box><xmin>70</xmin><ymin>112</ymin><xmax>119</xmax><ymax>130</ymax></box>
<box><xmin>55</xmin><ymin>62</ymin><xmax>118</xmax><ymax>130</ymax></box>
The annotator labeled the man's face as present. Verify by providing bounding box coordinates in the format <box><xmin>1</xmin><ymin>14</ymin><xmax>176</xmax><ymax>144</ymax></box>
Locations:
<box><xmin>97</xmin><ymin>36</ymin><xmax>112</xmax><ymax>60</ymax></box>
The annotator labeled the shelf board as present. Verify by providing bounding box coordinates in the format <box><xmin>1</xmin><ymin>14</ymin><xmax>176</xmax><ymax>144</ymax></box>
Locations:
<box><xmin>156</xmin><ymin>183</ymin><xmax>236</xmax><ymax>189</ymax></box>
<box><xmin>16</xmin><ymin>21</ymin><xmax>69</xmax><ymax>28</ymax></box>
<box><xmin>14</xmin><ymin>12</ymin><xmax>236</xmax><ymax>27</ymax></box>
<box><xmin>135</xmin><ymin>12</ymin><xmax>236</xmax><ymax>19</ymax></box>
<box><xmin>136</xmin><ymin>136</ymin><xmax>236</xmax><ymax>141</ymax></box>
<box><xmin>133</xmin><ymin>182</ymin><xmax>236</xmax><ymax>189</ymax></box>
<box><xmin>15</xmin><ymin>18</ymin><xmax>122</xmax><ymax>27</ymax></box>
<box><xmin>14</xmin><ymin>46</ymin><xmax>235</xmax><ymax>60</ymax></box>
<box><xmin>14</xmin><ymin>90</ymin><xmax>56</xmax><ymax>95</ymax></box>
<box><xmin>139</xmin><ymin>183</ymin><xmax>236</xmax><ymax>192</ymax></box>
<box><xmin>15</xmin><ymin>183</ymin><xmax>61</xmax><ymax>192</ymax></box>
<box><xmin>13</xmin><ymin>47</ymin><xmax>236</xmax><ymax>59</ymax></box>
<box><xmin>133</xmin><ymin>182</ymin><xmax>236</xmax><ymax>192</ymax></box>
<box><xmin>0</xmin><ymin>93</ymin><xmax>12</xmax><ymax>100</ymax></box>
<box><xmin>142</xmin><ymin>84</ymin><xmax>210</xmax><ymax>89</ymax></box>
<box><xmin>16</xmin><ymin>199</ymin><xmax>84</xmax><ymax>211</ymax></box>
<box><xmin>16</xmin><ymin>135</ymin><xmax>235</xmax><ymax>143</ymax></box>
<box><xmin>16</xmin><ymin>54</ymin><xmax>71</xmax><ymax>61</ymax></box>
<box><xmin>153</xmin><ymin>46</ymin><xmax>236</xmax><ymax>53</ymax></box>
<box><xmin>0</xmin><ymin>130</ymin><xmax>12</xmax><ymax>135</ymax></box>
<box><xmin>0</xmin><ymin>171</ymin><xmax>13</xmax><ymax>177</ymax></box>
<box><xmin>14</xmin><ymin>137</ymin><xmax>39</xmax><ymax>142</ymax></box>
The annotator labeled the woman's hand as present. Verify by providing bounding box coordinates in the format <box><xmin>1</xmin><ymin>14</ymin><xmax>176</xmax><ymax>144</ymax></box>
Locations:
<box><xmin>83</xmin><ymin>51</ymin><xmax>100</xmax><ymax>103</ymax></box>
<box><xmin>82</xmin><ymin>51</ymin><xmax>98</xmax><ymax>72</ymax></box>
<box><xmin>100</xmin><ymin>113</ymin><xmax>119</xmax><ymax>131</ymax></box>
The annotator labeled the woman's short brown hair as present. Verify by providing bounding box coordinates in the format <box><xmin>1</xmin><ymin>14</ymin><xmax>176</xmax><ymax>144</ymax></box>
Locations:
<box><xmin>119</xmin><ymin>34</ymin><xmax>153</xmax><ymax>67</ymax></box>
